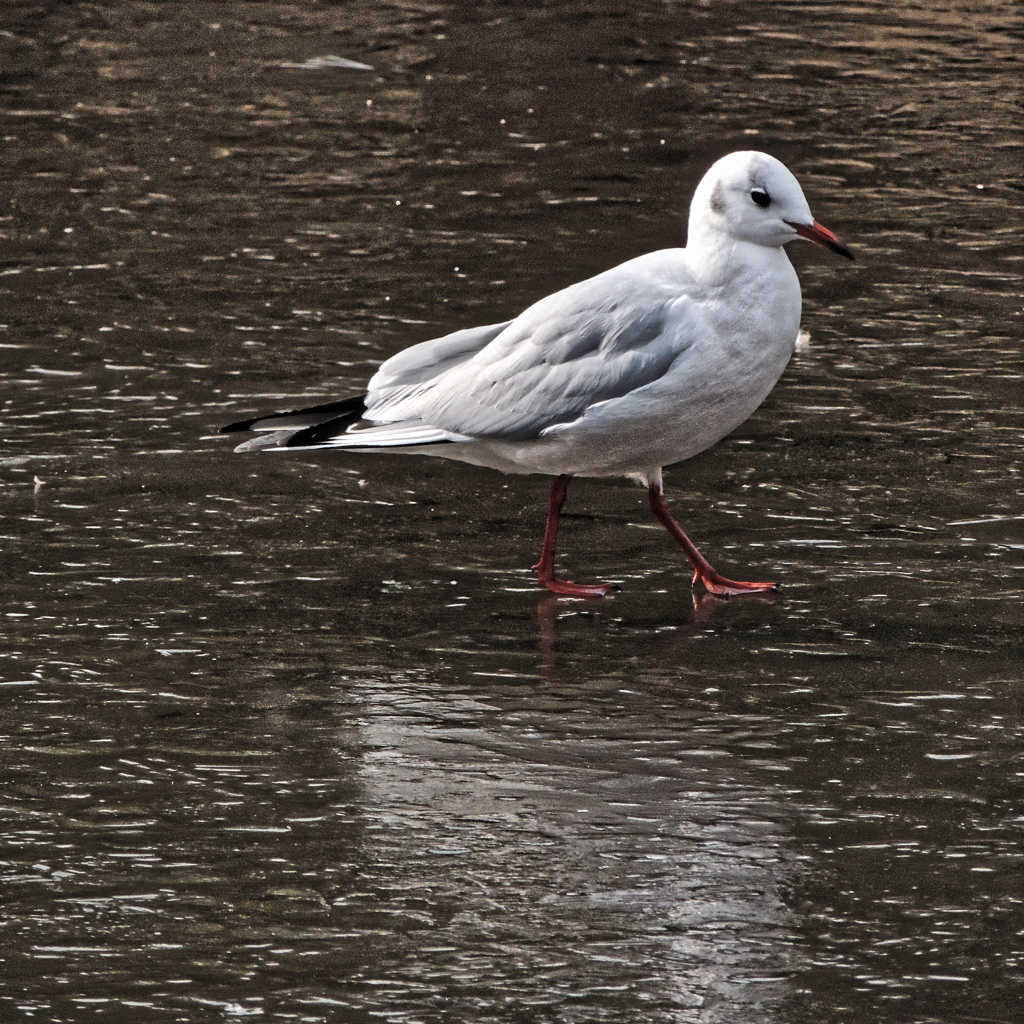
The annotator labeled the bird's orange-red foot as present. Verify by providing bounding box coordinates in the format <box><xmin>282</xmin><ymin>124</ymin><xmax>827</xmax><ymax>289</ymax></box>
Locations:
<box><xmin>533</xmin><ymin>561</ymin><xmax>620</xmax><ymax>598</ymax></box>
<box><xmin>532</xmin><ymin>474</ymin><xmax>620</xmax><ymax>597</ymax></box>
<box><xmin>692</xmin><ymin>568</ymin><xmax>778</xmax><ymax>597</ymax></box>
<box><xmin>647</xmin><ymin>483</ymin><xmax>778</xmax><ymax>598</ymax></box>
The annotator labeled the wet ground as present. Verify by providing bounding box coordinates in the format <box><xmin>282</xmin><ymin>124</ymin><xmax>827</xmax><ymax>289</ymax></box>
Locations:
<box><xmin>0</xmin><ymin>1</ymin><xmax>1021</xmax><ymax>1021</ymax></box>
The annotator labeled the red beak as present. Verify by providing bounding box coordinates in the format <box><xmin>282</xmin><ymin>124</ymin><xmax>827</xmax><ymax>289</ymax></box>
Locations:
<box><xmin>786</xmin><ymin>219</ymin><xmax>854</xmax><ymax>260</ymax></box>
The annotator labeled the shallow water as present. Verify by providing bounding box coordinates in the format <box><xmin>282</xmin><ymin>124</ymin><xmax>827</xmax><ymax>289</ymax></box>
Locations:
<box><xmin>0</xmin><ymin>1</ymin><xmax>1021</xmax><ymax>1021</ymax></box>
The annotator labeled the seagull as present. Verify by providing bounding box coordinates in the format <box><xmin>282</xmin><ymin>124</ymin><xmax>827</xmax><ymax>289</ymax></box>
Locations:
<box><xmin>222</xmin><ymin>151</ymin><xmax>852</xmax><ymax>597</ymax></box>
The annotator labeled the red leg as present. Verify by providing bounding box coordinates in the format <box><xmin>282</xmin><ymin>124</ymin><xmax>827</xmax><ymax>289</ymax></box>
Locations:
<box><xmin>532</xmin><ymin>475</ymin><xmax>619</xmax><ymax>597</ymax></box>
<box><xmin>647</xmin><ymin>483</ymin><xmax>778</xmax><ymax>596</ymax></box>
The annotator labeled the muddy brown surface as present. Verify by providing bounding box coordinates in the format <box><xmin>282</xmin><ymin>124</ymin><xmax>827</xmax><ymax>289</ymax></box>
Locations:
<box><xmin>0</xmin><ymin>2</ymin><xmax>1021</xmax><ymax>1021</ymax></box>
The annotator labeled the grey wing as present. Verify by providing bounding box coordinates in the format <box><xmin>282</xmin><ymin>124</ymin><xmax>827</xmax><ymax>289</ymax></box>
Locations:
<box><xmin>400</xmin><ymin>270</ymin><xmax>695</xmax><ymax>441</ymax></box>
<box><xmin>365</xmin><ymin>320</ymin><xmax>512</xmax><ymax>416</ymax></box>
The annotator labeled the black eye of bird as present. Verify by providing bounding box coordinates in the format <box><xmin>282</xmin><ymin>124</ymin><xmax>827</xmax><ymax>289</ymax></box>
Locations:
<box><xmin>750</xmin><ymin>188</ymin><xmax>771</xmax><ymax>208</ymax></box>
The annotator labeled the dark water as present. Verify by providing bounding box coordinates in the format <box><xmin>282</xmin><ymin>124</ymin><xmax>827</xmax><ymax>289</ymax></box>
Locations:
<box><xmin>1</xmin><ymin>1</ymin><xmax>1021</xmax><ymax>1021</ymax></box>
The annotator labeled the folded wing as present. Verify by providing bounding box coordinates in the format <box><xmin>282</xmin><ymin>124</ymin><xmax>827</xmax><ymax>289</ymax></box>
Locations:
<box><xmin>363</xmin><ymin>266</ymin><xmax>694</xmax><ymax>443</ymax></box>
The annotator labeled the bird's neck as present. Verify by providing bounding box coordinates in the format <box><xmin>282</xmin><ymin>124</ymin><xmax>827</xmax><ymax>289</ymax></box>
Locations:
<box><xmin>685</xmin><ymin>226</ymin><xmax>792</xmax><ymax>290</ymax></box>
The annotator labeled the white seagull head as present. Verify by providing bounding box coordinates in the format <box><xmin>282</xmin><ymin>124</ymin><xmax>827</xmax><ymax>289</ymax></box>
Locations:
<box><xmin>690</xmin><ymin>150</ymin><xmax>854</xmax><ymax>259</ymax></box>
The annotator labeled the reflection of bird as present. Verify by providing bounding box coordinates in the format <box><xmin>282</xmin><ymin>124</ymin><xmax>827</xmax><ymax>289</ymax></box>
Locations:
<box><xmin>223</xmin><ymin>151</ymin><xmax>852</xmax><ymax>597</ymax></box>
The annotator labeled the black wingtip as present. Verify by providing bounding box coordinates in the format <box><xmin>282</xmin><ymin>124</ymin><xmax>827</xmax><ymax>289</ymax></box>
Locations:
<box><xmin>220</xmin><ymin>417</ymin><xmax>258</xmax><ymax>434</ymax></box>
<box><xmin>284</xmin><ymin>421</ymin><xmax>459</xmax><ymax>449</ymax></box>
<box><xmin>219</xmin><ymin>394</ymin><xmax>369</xmax><ymax>435</ymax></box>
<box><xmin>284</xmin><ymin>416</ymin><xmax>358</xmax><ymax>447</ymax></box>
